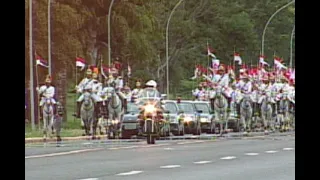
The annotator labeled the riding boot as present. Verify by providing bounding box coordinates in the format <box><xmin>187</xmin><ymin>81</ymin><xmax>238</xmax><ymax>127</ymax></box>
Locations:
<box><xmin>53</xmin><ymin>104</ymin><xmax>57</xmax><ymax>115</ymax></box>
<box><xmin>95</xmin><ymin>102</ymin><xmax>102</xmax><ymax>119</ymax></box>
<box><xmin>236</xmin><ymin>103</ymin><xmax>241</xmax><ymax>118</ymax></box>
<box><xmin>256</xmin><ymin>103</ymin><xmax>261</xmax><ymax>117</ymax></box>
<box><xmin>227</xmin><ymin>97</ymin><xmax>232</xmax><ymax>112</ymax></box>
<box><xmin>276</xmin><ymin>101</ymin><xmax>280</xmax><ymax>114</ymax></box>
<box><xmin>210</xmin><ymin>98</ymin><xmax>215</xmax><ymax>112</ymax></box>
<box><xmin>123</xmin><ymin>99</ymin><xmax>128</xmax><ymax>113</ymax></box>
<box><xmin>76</xmin><ymin>102</ymin><xmax>81</xmax><ymax>118</ymax></box>
<box><xmin>39</xmin><ymin>106</ymin><xmax>43</xmax><ymax>120</ymax></box>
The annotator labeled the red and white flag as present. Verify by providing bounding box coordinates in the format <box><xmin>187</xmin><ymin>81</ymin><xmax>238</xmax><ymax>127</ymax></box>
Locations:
<box><xmin>35</xmin><ymin>54</ymin><xmax>48</xmax><ymax>68</ymax></box>
<box><xmin>76</xmin><ymin>57</ymin><xmax>86</xmax><ymax>71</ymax></box>
<box><xmin>259</xmin><ymin>55</ymin><xmax>269</xmax><ymax>66</ymax></box>
<box><xmin>274</xmin><ymin>57</ymin><xmax>287</xmax><ymax>69</ymax></box>
<box><xmin>207</xmin><ymin>47</ymin><xmax>217</xmax><ymax>59</ymax></box>
<box><xmin>234</xmin><ymin>52</ymin><xmax>242</xmax><ymax>65</ymax></box>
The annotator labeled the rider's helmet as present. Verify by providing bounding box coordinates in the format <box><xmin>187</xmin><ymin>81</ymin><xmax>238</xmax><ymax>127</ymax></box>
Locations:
<box><xmin>86</xmin><ymin>69</ymin><xmax>92</xmax><ymax>76</ymax></box>
<box><xmin>145</xmin><ymin>80</ymin><xmax>157</xmax><ymax>88</ymax></box>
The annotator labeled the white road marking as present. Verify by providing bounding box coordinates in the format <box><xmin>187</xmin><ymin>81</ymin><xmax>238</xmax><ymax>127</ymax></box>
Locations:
<box><xmin>108</xmin><ymin>147</ymin><xmax>119</xmax><ymax>150</ymax></box>
<box><xmin>177</xmin><ymin>141</ymin><xmax>204</xmax><ymax>145</ymax></box>
<box><xmin>220</xmin><ymin>156</ymin><xmax>237</xmax><ymax>160</ymax></box>
<box><xmin>160</xmin><ymin>165</ymin><xmax>181</xmax><ymax>169</ymax></box>
<box><xmin>25</xmin><ymin>148</ymin><xmax>103</xmax><ymax>159</ymax></box>
<box><xmin>283</xmin><ymin>148</ymin><xmax>294</xmax><ymax>151</ymax></box>
<box><xmin>265</xmin><ymin>150</ymin><xmax>278</xmax><ymax>153</ymax></box>
<box><xmin>116</xmin><ymin>171</ymin><xmax>143</xmax><ymax>176</ymax></box>
<box><xmin>164</xmin><ymin>147</ymin><xmax>173</xmax><ymax>150</ymax></box>
<box><xmin>193</xmin><ymin>161</ymin><xmax>212</xmax><ymax>164</ymax></box>
<box><xmin>77</xmin><ymin>178</ymin><xmax>99</xmax><ymax>180</ymax></box>
<box><xmin>141</xmin><ymin>144</ymin><xmax>170</xmax><ymax>148</ymax></box>
<box><xmin>82</xmin><ymin>142</ymin><xmax>93</xmax><ymax>145</ymax></box>
<box><xmin>245</xmin><ymin>153</ymin><xmax>259</xmax><ymax>156</ymax></box>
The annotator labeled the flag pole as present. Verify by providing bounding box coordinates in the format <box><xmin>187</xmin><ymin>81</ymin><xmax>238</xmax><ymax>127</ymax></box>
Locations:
<box><xmin>35</xmin><ymin>53</ymin><xmax>41</xmax><ymax>130</ymax></box>
<box><xmin>206</xmin><ymin>39</ymin><xmax>210</xmax><ymax>92</ymax></box>
<box><xmin>74</xmin><ymin>53</ymin><xmax>78</xmax><ymax>122</ymax></box>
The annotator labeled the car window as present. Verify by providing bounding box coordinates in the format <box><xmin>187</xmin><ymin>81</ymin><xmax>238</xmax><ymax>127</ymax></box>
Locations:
<box><xmin>164</xmin><ymin>102</ymin><xmax>178</xmax><ymax>113</ymax></box>
<box><xmin>177</xmin><ymin>103</ymin><xmax>195</xmax><ymax>113</ymax></box>
<box><xmin>194</xmin><ymin>103</ymin><xmax>210</xmax><ymax>113</ymax></box>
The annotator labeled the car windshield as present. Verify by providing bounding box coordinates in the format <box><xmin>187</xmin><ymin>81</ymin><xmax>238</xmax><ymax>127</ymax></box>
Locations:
<box><xmin>127</xmin><ymin>103</ymin><xmax>140</xmax><ymax>113</ymax></box>
<box><xmin>194</xmin><ymin>103</ymin><xmax>210</xmax><ymax>113</ymax></box>
<box><xmin>178</xmin><ymin>103</ymin><xmax>195</xmax><ymax>113</ymax></box>
<box><xmin>164</xmin><ymin>102</ymin><xmax>178</xmax><ymax>113</ymax></box>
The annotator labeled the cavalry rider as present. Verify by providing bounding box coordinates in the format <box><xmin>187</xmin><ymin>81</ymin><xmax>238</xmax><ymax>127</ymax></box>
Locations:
<box><xmin>288</xmin><ymin>80</ymin><xmax>295</xmax><ymax>109</ymax></box>
<box><xmin>209</xmin><ymin>66</ymin><xmax>232</xmax><ymax>112</ymax></box>
<box><xmin>92</xmin><ymin>73</ymin><xmax>103</xmax><ymax>96</ymax></box>
<box><xmin>74</xmin><ymin>68</ymin><xmax>102</xmax><ymax>118</ymax></box>
<box><xmin>192</xmin><ymin>84</ymin><xmax>206</xmax><ymax>101</ymax></box>
<box><xmin>256</xmin><ymin>75</ymin><xmax>272</xmax><ymax>116</ymax></box>
<box><xmin>37</xmin><ymin>76</ymin><xmax>57</xmax><ymax>118</ymax></box>
<box><xmin>131</xmin><ymin>80</ymin><xmax>143</xmax><ymax>100</ymax></box>
<box><xmin>115</xmin><ymin>75</ymin><xmax>124</xmax><ymax>91</ymax></box>
<box><xmin>236</xmin><ymin>74</ymin><xmax>252</xmax><ymax>117</ymax></box>
<box><xmin>121</xmin><ymin>85</ymin><xmax>132</xmax><ymax>112</ymax></box>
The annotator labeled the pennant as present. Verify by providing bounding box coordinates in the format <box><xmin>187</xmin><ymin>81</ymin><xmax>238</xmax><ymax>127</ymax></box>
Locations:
<box><xmin>76</xmin><ymin>57</ymin><xmax>86</xmax><ymax>71</ymax></box>
<box><xmin>234</xmin><ymin>52</ymin><xmax>242</xmax><ymax>65</ymax></box>
<box><xmin>35</xmin><ymin>54</ymin><xmax>49</xmax><ymax>68</ymax></box>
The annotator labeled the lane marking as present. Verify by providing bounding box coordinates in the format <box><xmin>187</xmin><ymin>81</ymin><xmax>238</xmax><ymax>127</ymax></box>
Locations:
<box><xmin>25</xmin><ymin>148</ymin><xmax>103</xmax><ymax>159</ymax></box>
<box><xmin>283</xmin><ymin>148</ymin><xmax>294</xmax><ymax>151</ymax></box>
<box><xmin>265</xmin><ymin>150</ymin><xmax>278</xmax><ymax>153</ymax></box>
<box><xmin>193</xmin><ymin>161</ymin><xmax>212</xmax><ymax>164</ymax></box>
<box><xmin>164</xmin><ymin>148</ymin><xmax>173</xmax><ymax>150</ymax></box>
<box><xmin>160</xmin><ymin>165</ymin><xmax>181</xmax><ymax>169</ymax></box>
<box><xmin>220</xmin><ymin>156</ymin><xmax>237</xmax><ymax>160</ymax></box>
<box><xmin>108</xmin><ymin>147</ymin><xmax>119</xmax><ymax>150</ymax></box>
<box><xmin>245</xmin><ymin>153</ymin><xmax>259</xmax><ymax>156</ymax></box>
<box><xmin>177</xmin><ymin>141</ymin><xmax>204</xmax><ymax>145</ymax></box>
<box><xmin>77</xmin><ymin>178</ymin><xmax>99</xmax><ymax>180</ymax></box>
<box><xmin>141</xmin><ymin>144</ymin><xmax>170</xmax><ymax>148</ymax></box>
<box><xmin>82</xmin><ymin>142</ymin><xmax>93</xmax><ymax>145</ymax></box>
<box><xmin>116</xmin><ymin>171</ymin><xmax>143</xmax><ymax>176</ymax></box>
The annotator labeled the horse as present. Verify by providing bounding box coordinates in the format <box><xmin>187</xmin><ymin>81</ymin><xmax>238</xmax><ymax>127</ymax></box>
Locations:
<box><xmin>240</xmin><ymin>94</ymin><xmax>253</xmax><ymax>133</ymax></box>
<box><xmin>97</xmin><ymin>90</ymin><xmax>110</xmax><ymax>135</ymax></box>
<box><xmin>42</xmin><ymin>97</ymin><xmax>54</xmax><ymax>141</ymax></box>
<box><xmin>213</xmin><ymin>87</ymin><xmax>229</xmax><ymax>135</ymax></box>
<box><xmin>53</xmin><ymin>102</ymin><xmax>64</xmax><ymax>145</ymax></box>
<box><xmin>107</xmin><ymin>89</ymin><xmax>123</xmax><ymax>138</ymax></box>
<box><xmin>260</xmin><ymin>94</ymin><xmax>273</xmax><ymax>134</ymax></box>
<box><xmin>278</xmin><ymin>93</ymin><xmax>291</xmax><ymax>132</ymax></box>
<box><xmin>80</xmin><ymin>92</ymin><xmax>97</xmax><ymax>138</ymax></box>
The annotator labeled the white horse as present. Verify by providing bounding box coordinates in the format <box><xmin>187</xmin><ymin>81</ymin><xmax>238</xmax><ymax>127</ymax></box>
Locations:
<box><xmin>240</xmin><ymin>94</ymin><xmax>253</xmax><ymax>133</ymax></box>
<box><xmin>213</xmin><ymin>87</ymin><xmax>228</xmax><ymax>135</ymax></box>
<box><xmin>81</xmin><ymin>92</ymin><xmax>96</xmax><ymax>138</ymax></box>
<box><xmin>108</xmin><ymin>90</ymin><xmax>123</xmax><ymax>138</ymax></box>
<box><xmin>97</xmin><ymin>89</ymin><xmax>112</xmax><ymax>135</ymax></box>
<box><xmin>260</xmin><ymin>94</ymin><xmax>273</xmax><ymax>134</ymax></box>
<box><xmin>42</xmin><ymin>97</ymin><xmax>54</xmax><ymax>141</ymax></box>
<box><xmin>278</xmin><ymin>93</ymin><xmax>291</xmax><ymax>132</ymax></box>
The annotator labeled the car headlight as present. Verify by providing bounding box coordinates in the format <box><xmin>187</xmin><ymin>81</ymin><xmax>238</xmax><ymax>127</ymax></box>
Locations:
<box><xmin>144</xmin><ymin>104</ymin><xmax>156</xmax><ymax>113</ymax></box>
<box><xmin>200</xmin><ymin>117</ymin><xmax>209</xmax><ymax>123</ymax></box>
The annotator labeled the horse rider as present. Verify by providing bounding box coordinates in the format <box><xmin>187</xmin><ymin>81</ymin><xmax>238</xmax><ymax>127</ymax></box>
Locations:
<box><xmin>132</xmin><ymin>80</ymin><xmax>143</xmax><ymax>99</ymax></box>
<box><xmin>74</xmin><ymin>69</ymin><xmax>102</xmax><ymax>118</ymax></box>
<box><xmin>236</xmin><ymin>74</ymin><xmax>252</xmax><ymax>117</ymax></box>
<box><xmin>192</xmin><ymin>84</ymin><xmax>206</xmax><ymax>101</ymax></box>
<box><xmin>107</xmin><ymin>74</ymin><xmax>116</xmax><ymax>87</ymax></box>
<box><xmin>115</xmin><ymin>75</ymin><xmax>124</xmax><ymax>91</ymax></box>
<box><xmin>92</xmin><ymin>73</ymin><xmax>103</xmax><ymax>95</ymax></box>
<box><xmin>37</xmin><ymin>76</ymin><xmax>57</xmax><ymax>119</ymax></box>
<box><xmin>209</xmin><ymin>66</ymin><xmax>232</xmax><ymax>112</ymax></box>
<box><xmin>256</xmin><ymin>75</ymin><xmax>272</xmax><ymax>116</ymax></box>
<box><xmin>268</xmin><ymin>74</ymin><xmax>279</xmax><ymax>116</ymax></box>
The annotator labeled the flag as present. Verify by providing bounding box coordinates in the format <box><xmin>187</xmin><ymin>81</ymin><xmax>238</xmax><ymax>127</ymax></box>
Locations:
<box><xmin>207</xmin><ymin>47</ymin><xmax>217</xmax><ymax>59</ymax></box>
<box><xmin>76</xmin><ymin>57</ymin><xmax>86</xmax><ymax>71</ymax></box>
<box><xmin>234</xmin><ymin>52</ymin><xmax>242</xmax><ymax>65</ymax></box>
<box><xmin>259</xmin><ymin>55</ymin><xmax>269</xmax><ymax>66</ymax></box>
<box><xmin>190</xmin><ymin>66</ymin><xmax>199</xmax><ymax>80</ymax></box>
<box><xmin>128</xmin><ymin>64</ymin><xmax>131</xmax><ymax>78</ymax></box>
<box><xmin>274</xmin><ymin>57</ymin><xmax>287</xmax><ymax>69</ymax></box>
<box><xmin>289</xmin><ymin>68</ymin><xmax>295</xmax><ymax>80</ymax></box>
<box><xmin>35</xmin><ymin>53</ymin><xmax>49</xmax><ymax>68</ymax></box>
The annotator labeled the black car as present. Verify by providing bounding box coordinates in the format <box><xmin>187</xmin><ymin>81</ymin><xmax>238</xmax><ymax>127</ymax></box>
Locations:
<box><xmin>121</xmin><ymin>102</ymin><xmax>140</xmax><ymax>139</ymax></box>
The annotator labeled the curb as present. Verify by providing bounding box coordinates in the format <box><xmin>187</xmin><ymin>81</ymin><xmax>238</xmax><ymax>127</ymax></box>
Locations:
<box><xmin>25</xmin><ymin>135</ymin><xmax>109</xmax><ymax>144</ymax></box>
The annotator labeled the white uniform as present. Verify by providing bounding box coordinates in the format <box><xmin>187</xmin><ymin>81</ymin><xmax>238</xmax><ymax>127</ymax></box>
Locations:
<box><xmin>132</xmin><ymin>88</ymin><xmax>143</xmax><ymax>98</ymax></box>
<box><xmin>270</xmin><ymin>82</ymin><xmax>279</xmax><ymax>103</ymax></box>
<box><xmin>76</xmin><ymin>78</ymin><xmax>101</xmax><ymax>103</ymax></box>
<box><xmin>214</xmin><ymin>74</ymin><xmax>231</xmax><ymax>98</ymax></box>
<box><xmin>115</xmin><ymin>78</ymin><xmax>124</xmax><ymax>90</ymax></box>
<box><xmin>37</xmin><ymin>85</ymin><xmax>56</xmax><ymax>106</ymax></box>
<box><xmin>92</xmin><ymin>80</ymin><xmax>102</xmax><ymax>95</ymax></box>
<box><xmin>258</xmin><ymin>83</ymin><xmax>274</xmax><ymax>104</ymax></box>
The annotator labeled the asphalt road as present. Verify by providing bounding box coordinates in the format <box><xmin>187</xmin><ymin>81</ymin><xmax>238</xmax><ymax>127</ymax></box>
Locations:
<box><xmin>25</xmin><ymin>133</ymin><xmax>295</xmax><ymax>180</ymax></box>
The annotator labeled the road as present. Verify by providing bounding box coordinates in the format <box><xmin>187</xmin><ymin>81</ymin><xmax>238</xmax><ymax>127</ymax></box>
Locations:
<box><xmin>25</xmin><ymin>133</ymin><xmax>295</xmax><ymax>180</ymax></box>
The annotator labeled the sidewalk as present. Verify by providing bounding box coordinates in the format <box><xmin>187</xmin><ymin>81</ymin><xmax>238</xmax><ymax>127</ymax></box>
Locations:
<box><xmin>25</xmin><ymin>135</ymin><xmax>109</xmax><ymax>144</ymax></box>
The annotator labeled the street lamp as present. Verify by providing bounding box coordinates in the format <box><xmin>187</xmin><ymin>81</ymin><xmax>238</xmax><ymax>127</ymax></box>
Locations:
<box><xmin>108</xmin><ymin>0</ymin><xmax>115</xmax><ymax>70</ymax></box>
<box><xmin>166</xmin><ymin>0</ymin><xmax>184</xmax><ymax>99</ymax></box>
<box><xmin>290</xmin><ymin>25</ymin><xmax>295</xmax><ymax>68</ymax></box>
<box><xmin>261</xmin><ymin>0</ymin><xmax>295</xmax><ymax>56</ymax></box>
<box><xmin>29</xmin><ymin>0</ymin><xmax>35</xmax><ymax>130</ymax></box>
<box><xmin>48</xmin><ymin>0</ymin><xmax>52</xmax><ymax>76</ymax></box>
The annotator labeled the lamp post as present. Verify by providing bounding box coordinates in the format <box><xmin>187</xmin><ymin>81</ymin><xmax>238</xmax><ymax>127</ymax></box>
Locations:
<box><xmin>261</xmin><ymin>0</ymin><xmax>295</xmax><ymax>56</ymax></box>
<box><xmin>29</xmin><ymin>0</ymin><xmax>35</xmax><ymax>130</ymax></box>
<box><xmin>166</xmin><ymin>0</ymin><xmax>184</xmax><ymax>99</ymax></box>
<box><xmin>290</xmin><ymin>25</ymin><xmax>295</xmax><ymax>68</ymax></box>
<box><xmin>108</xmin><ymin>0</ymin><xmax>115</xmax><ymax>69</ymax></box>
<box><xmin>48</xmin><ymin>0</ymin><xmax>52</xmax><ymax>76</ymax></box>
